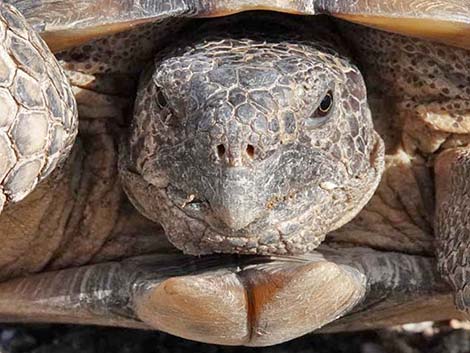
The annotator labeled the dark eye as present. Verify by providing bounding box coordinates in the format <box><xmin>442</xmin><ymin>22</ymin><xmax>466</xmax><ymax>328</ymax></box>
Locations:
<box><xmin>306</xmin><ymin>90</ymin><xmax>334</xmax><ymax>129</ymax></box>
<box><xmin>314</xmin><ymin>90</ymin><xmax>333</xmax><ymax>117</ymax></box>
<box><xmin>157</xmin><ymin>90</ymin><xmax>168</xmax><ymax>108</ymax></box>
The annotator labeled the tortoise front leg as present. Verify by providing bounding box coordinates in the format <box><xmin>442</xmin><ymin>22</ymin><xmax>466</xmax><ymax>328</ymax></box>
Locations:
<box><xmin>134</xmin><ymin>252</ymin><xmax>366</xmax><ymax>346</ymax></box>
<box><xmin>0</xmin><ymin>249</ymin><xmax>458</xmax><ymax>346</ymax></box>
<box><xmin>0</xmin><ymin>252</ymin><xmax>365</xmax><ymax>346</ymax></box>
<box><xmin>0</xmin><ymin>4</ymin><xmax>77</xmax><ymax>213</ymax></box>
<box><xmin>435</xmin><ymin>147</ymin><xmax>470</xmax><ymax>313</ymax></box>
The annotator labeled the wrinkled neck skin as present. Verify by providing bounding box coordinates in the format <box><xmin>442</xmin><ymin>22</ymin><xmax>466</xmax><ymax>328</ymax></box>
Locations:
<box><xmin>121</xmin><ymin>13</ymin><xmax>385</xmax><ymax>256</ymax></box>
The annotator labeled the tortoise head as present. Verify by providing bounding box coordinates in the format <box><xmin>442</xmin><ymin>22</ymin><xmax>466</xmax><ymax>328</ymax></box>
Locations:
<box><xmin>122</xmin><ymin>31</ymin><xmax>384</xmax><ymax>255</ymax></box>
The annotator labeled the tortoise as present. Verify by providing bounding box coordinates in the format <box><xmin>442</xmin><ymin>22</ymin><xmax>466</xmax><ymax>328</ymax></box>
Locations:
<box><xmin>0</xmin><ymin>0</ymin><xmax>469</xmax><ymax>347</ymax></box>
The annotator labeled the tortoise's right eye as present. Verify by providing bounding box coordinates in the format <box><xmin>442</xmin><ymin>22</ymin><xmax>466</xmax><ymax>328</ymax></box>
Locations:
<box><xmin>157</xmin><ymin>90</ymin><xmax>168</xmax><ymax>108</ymax></box>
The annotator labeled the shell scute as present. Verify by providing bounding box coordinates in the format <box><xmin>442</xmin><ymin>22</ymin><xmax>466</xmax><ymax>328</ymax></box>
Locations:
<box><xmin>0</xmin><ymin>4</ymin><xmax>77</xmax><ymax>210</ymax></box>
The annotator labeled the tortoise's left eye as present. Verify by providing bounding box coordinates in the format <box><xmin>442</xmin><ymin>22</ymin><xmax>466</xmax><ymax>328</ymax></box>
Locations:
<box><xmin>306</xmin><ymin>90</ymin><xmax>334</xmax><ymax>128</ymax></box>
<box><xmin>314</xmin><ymin>90</ymin><xmax>333</xmax><ymax>117</ymax></box>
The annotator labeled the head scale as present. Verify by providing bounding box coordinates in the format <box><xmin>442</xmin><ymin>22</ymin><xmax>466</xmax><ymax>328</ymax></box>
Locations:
<box><xmin>121</xmin><ymin>19</ymin><xmax>384</xmax><ymax>255</ymax></box>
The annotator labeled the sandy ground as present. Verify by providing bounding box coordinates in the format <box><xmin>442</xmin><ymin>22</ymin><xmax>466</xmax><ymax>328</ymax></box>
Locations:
<box><xmin>1</xmin><ymin>323</ymin><xmax>470</xmax><ymax>353</ymax></box>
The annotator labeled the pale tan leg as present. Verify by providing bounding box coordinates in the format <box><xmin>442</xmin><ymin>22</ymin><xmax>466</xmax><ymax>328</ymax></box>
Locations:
<box><xmin>0</xmin><ymin>253</ymin><xmax>365</xmax><ymax>346</ymax></box>
<box><xmin>435</xmin><ymin>147</ymin><xmax>470</xmax><ymax>313</ymax></box>
<box><xmin>135</xmin><ymin>253</ymin><xmax>365</xmax><ymax>346</ymax></box>
<box><xmin>0</xmin><ymin>249</ymin><xmax>459</xmax><ymax>347</ymax></box>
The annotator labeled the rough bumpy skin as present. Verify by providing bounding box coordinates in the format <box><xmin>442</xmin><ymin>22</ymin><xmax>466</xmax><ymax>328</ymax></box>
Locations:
<box><xmin>58</xmin><ymin>19</ymin><xmax>187</xmax><ymax>76</ymax></box>
<box><xmin>0</xmin><ymin>4</ymin><xmax>77</xmax><ymax>212</ymax></box>
<box><xmin>0</xmin><ymin>18</ymin><xmax>171</xmax><ymax>280</ymax></box>
<box><xmin>122</xmin><ymin>16</ymin><xmax>384</xmax><ymax>255</ymax></box>
<box><xmin>435</xmin><ymin>148</ymin><xmax>470</xmax><ymax>313</ymax></box>
<box><xmin>326</xmin><ymin>23</ymin><xmax>470</xmax><ymax>255</ymax></box>
<box><xmin>332</xmin><ymin>23</ymin><xmax>470</xmax><ymax>315</ymax></box>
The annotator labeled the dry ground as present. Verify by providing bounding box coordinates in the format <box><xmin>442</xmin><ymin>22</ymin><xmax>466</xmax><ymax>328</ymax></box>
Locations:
<box><xmin>1</xmin><ymin>322</ymin><xmax>470</xmax><ymax>353</ymax></box>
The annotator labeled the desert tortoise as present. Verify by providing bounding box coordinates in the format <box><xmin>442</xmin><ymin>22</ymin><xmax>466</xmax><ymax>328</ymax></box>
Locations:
<box><xmin>0</xmin><ymin>0</ymin><xmax>469</xmax><ymax>347</ymax></box>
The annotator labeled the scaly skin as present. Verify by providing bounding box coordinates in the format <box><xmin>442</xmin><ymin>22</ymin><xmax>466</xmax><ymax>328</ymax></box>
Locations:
<box><xmin>0</xmin><ymin>4</ymin><xmax>77</xmax><ymax>212</ymax></box>
<box><xmin>0</xmin><ymin>5</ymin><xmax>172</xmax><ymax>281</ymax></box>
<box><xmin>337</xmin><ymin>23</ymin><xmax>470</xmax><ymax>315</ymax></box>
<box><xmin>122</xmin><ymin>16</ymin><xmax>384</xmax><ymax>255</ymax></box>
<box><xmin>435</xmin><ymin>148</ymin><xmax>470</xmax><ymax>313</ymax></box>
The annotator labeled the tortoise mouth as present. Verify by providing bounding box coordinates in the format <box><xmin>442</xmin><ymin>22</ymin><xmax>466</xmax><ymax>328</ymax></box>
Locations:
<box><xmin>164</xmin><ymin>181</ymin><xmax>342</xmax><ymax>255</ymax></box>
<box><xmin>161</xmin><ymin>135</ymin><xmax>384</xmax><ymax>256</ymax></box>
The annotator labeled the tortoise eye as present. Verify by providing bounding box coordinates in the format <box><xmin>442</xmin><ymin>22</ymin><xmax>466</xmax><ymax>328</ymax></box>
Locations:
<box><xmin>305</xmin><ymin>90</ymin><xmax>334</xmax><ymax>129</ymax></box>
<box><xmin>157</xmin><ymin>90</ymin><xmax>168</xmax><ymax>108</ymax></box>
<box><xmin>314</xmin><ymin>90</ymin><xmax>333</xmax><ymax>117</ymax></box>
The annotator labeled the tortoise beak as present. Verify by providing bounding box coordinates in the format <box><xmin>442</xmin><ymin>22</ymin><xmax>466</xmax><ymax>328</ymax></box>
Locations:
<box><xmin>209</xmin><ymin>167</ymin><xmax>264</xmax><ymax>231</ymax></box>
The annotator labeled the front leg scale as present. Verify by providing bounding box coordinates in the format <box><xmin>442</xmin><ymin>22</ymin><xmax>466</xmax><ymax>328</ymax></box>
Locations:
<box><xmin>435</xmin><ymin>147</ymin><xmax>470</xmax><ymax>313</ymax></box>
<box><xmin>0</xmin><ymin>3</ymin><xmax>77</xmax><ymax>213</ymax></box>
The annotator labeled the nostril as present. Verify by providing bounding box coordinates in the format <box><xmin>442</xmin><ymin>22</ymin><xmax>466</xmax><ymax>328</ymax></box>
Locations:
<box><xmin>246</xmin><ymin>144</ymin><xmax>255</xmax><ymax>159</ymax></box>
<box><xmin>217</xmin><ymin>144</ymin><xmax>226</xmax><ymax>159</ymax></box>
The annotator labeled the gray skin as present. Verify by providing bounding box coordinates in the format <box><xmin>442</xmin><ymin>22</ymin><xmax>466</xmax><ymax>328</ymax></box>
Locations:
<box><xmin>121</xmin><ymin>16</ymin><xmax>384</xmax><ymax>255</ymax></box>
